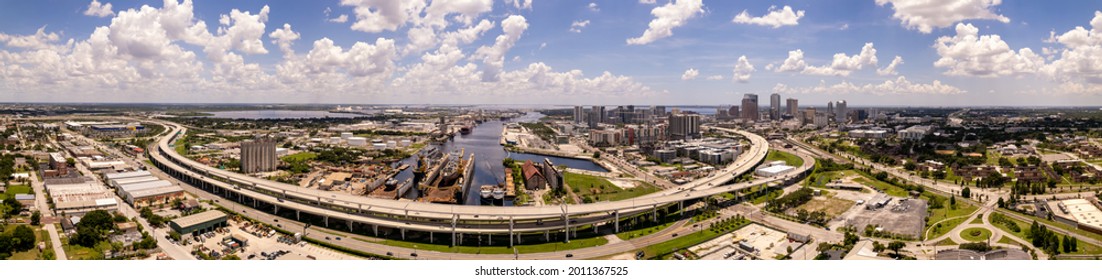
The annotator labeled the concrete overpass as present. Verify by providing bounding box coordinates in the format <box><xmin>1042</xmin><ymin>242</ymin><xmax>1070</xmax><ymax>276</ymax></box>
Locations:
<box><xmin>149</xmin><ymin>121</ymin><xmax>809</xmax><ymax>247</ymax></box>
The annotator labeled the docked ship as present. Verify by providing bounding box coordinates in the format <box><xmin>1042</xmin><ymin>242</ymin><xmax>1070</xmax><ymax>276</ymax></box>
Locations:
<box><xmin>459</xmin><ymin>123</ymin><xmax>473</xmax><ymax>135</ymax></box>
<box><xmin>419</xmin><ymin>148</ymin><xmax>475</xmax><ymax>204</ymax></box>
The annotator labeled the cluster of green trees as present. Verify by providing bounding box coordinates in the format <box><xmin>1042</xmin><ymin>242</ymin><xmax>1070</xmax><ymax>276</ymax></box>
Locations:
<box><xmin>815</xmin><ymin>158</ymin><xmax>853</xmax><ymax>173</ymax></box>
<box><xmin>793</xmin><ymin>209</ymin><xmax>829</xmax><ymax>226</ymax></box>
<box><xmin>764</xmin><ymin>187</ymin><xmax>814</xmax><ymax>212</ymax></box>
<box><xmin>170</xmin><ymin>116</ymin><xmax>362</xmax><ymax>130</ymax></box>
<box><xmin>0</xmin><ymin>225</ymin><xmax>37</xmax><ymax>259</ymax></box>
<box><xmin>990</xmin><ymin>213</ymin><xmax>1021</xmax><ymax>233</ymax></box>
<box><xmin>1010</xmin><ymin>179</ymin><xmax>1052</xmax><ymax>196</ymax></box>
<box><xmin>1029</xmin><ymin>221</ymin><xmax>1077</xmax><ymax>256</ymax></box>
<box><xmin>0</xmin><ymin>197</ymin><xmax>23</xmax><ymax>219</ymax></box>
<box><xmin>69</xmin><ymin>210</ymin><xmax>116</xmax><ymax>247</ymax></box>
<box><xmin>350</xmin><ymin>129</ymin><xmax>427</xmax><ymax>137</ymax></box>
<box><xmin>871</xmin><ymin>240</ymin><xmax>908</xmax><ymax>256</ymax></box>
<box><xmin>706</xmin><ymin>215</ymin><xmax>749</xmax><ymax>234</ymax></box>
<box><xmin>314</xmin><ymin>146</ymin><xmax>366</xmax><ymax>165</ymax></box>
<box><xmin>140</xmin><ymin>208</ymin><xmax>169</xmax><ymax>228</ymax></box>
<box><xmin>814</xmin><ymin>230</ymin><xmax>860</xmax><ymax>260</ymax></box>
<box><xmin>959</xmin><ymin>242</ymin><xmax>992</xmax><ymax>252</ymax></box>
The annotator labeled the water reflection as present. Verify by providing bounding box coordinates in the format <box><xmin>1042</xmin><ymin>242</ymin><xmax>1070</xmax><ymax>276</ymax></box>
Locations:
<box><xmin>393</xmin><ymin>112</ymin><xmax>608</xmax><ymax>205</ymax></box>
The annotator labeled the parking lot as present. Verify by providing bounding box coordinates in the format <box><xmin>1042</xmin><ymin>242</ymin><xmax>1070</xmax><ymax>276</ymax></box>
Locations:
<box><xmin>190</xmin><ymin>219</ymin><xmax>362</xmax><ymax>260</ymax></box>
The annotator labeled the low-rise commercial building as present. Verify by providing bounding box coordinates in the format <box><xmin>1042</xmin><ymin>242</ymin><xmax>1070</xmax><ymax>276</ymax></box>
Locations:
<box><xmin>170</xmin><ymin>210</ymin><xmax>229</xmax><ymax>235</ymax></box>
<box><xmin>755</xmin><ymin>164</ymin><xmax>794</xmax><ymax>177</ymax></box>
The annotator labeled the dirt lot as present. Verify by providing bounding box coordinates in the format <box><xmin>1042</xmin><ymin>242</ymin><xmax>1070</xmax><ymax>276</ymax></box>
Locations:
<box><xmin>843</xmin><ymin>197</ymin><xmax>928</xmax><ymax>239</ymax></box>
<box><xmin>797</xmin><ymin>195</ymin><xmax>855</xmax><ymax>218</ymax></box>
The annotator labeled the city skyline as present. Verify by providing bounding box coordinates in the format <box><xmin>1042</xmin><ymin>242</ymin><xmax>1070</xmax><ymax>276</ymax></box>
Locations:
<box><xmin>4</xmin><ymin>0</ymin><xmax>1102</xmax><ymax>106</ymax></box>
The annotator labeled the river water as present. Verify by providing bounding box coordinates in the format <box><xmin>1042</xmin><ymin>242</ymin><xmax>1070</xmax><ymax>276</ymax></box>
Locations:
<box><xmin>394</xmin><ymin>112</ymin><xmax>608</xmax><ymax>205</ymax></box>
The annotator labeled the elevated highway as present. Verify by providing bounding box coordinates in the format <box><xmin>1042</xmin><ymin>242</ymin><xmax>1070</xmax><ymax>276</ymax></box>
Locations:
<box><xmin>149</xmin><ymin>121</ymin><xmax>811</xmax><ymax>246</ymax></box>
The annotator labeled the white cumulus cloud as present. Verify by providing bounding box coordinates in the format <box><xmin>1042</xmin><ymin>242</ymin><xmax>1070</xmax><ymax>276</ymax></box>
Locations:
<box><xmin>732</xmin><ymin>5</ymin><xmax>804</xmax><ymax>28</ymax></box>
<box><xmin>681</xmin><ymin>68</ymin><xmax>699</xmax><ymax>80</ymax></box>
<box><xmin>329</xmin><ymin>14</ymin><xmax>349</xmax><ymax>23</ymax></box>
<box><xmin>626</xmin><ymin>0</ymin><xmax>703</xmax><ymax>45</ymax></box>
<box><xmin>777</xmin><ymin>43</ymin><xmax>880</xmax><ymax>76</ymax></box>
<box><xmin>876</xmin><ymin>0</ymin><xmax>1009</xmax><ymax>33</ymax></box>
<box><xmin>877</xmin><ymin>56</ymin><xmax>904</xmax><ymax>76</ymax></box>
<box><xmin>84</xmin><ymin>0</ymin><xmax>115</xmax><ymax>17</ymax></box>
<box><xmin>732</xmin><ymin>55</ymin><xmax>755</xmax><ymax>83</ymax></box>
<box><xmin>773</xmin><ymin>76</ymin><xmax>965</xmax><ymax>95</ymax></box>
<box><xmin>569</xmin><ymin>20</ymin><xmax>590</xmax><ymax>33</ymax></box>
<box><xmin>473</xmin><ymin>15</ymin><xmax>528</xmax><ymax>82</ymax></box>
<box><xmin>933</xmin><ymin>23</ymin><xmax>1043</xmax><ymax>77</ymax></box>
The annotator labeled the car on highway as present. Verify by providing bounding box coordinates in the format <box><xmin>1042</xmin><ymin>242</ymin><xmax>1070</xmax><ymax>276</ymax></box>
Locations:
<box><xmin>386</xmin><ymin>252</ymin><xmax>393</xmax><ymax>256</ymax></box>
<box><xmin>410</xmin><ymin>252</ymin><xmax>418</xmax><ymax>257</ymax></box>
<box><xmin>565</xmin><ymin>253</ymin><xmax>573</xmax><ymax>258</ymax></box>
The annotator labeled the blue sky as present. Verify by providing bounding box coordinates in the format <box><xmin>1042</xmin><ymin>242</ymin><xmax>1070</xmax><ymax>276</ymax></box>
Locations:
<box><xmin>2</xmin><ymin>0</ymin><xmax>1102</xmax><ymax>107</ymax></box>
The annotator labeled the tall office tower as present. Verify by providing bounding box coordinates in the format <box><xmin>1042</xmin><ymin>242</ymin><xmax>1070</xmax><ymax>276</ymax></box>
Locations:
<box><xmin>728</xmin><ymin>105</ymin><xmax>739</xmax><ymax>119</ymax></box>
<box><xmin>588</xmin><ymin>106</ymin><xmax>605</xmax><ymax>128</ymax></box>
<box><xmin>769</xmin><ymin>93</ymin><xmax>781</xmax><ymax>120</ymax></box>
<box><xmin>634</xmin><ymin>108</ymin><xmax>649</xmax><ymax>124</ymax></box>
<box><xmin>827</xmin><ymin>101</ymin><xmax>835</xmax><ymax>120</ymax></box>
<box><xmin>630</xmin><ymin>104</ymin><xmax>639</xmax><ymax>122</ymax></box>
<box><xmin>802</xmin><ymin>108</ymin><xmax>816</xmax><ymax>124</ymax></box>
<box><xmin>241</xmin><ymin>137</ymin><xmax>278</xmax><ymax>173</ymax></box>
<box><xmin>786</xmin><ymin>98</ymin><xmax>799</xmax><ymax>117</ymax></box>
<box><xmin>615</xmin><ymin>106</ymin><xmax>626</xmax><ymax>124</ymax></box>
<box><xmin>741</xmin><ymin>94</ymin><xmax>759</xmax><ymax>122</ymax></box>
<box><xmin>716</xmin><ymin>107</ymin><xmax>729</xmax><ymax>120</ymax></box>
<box><xmin>653</xmin><ymin>106</ymin><xmax>667</xmax><ymax>117</ymax></box>
<box><xmin>668</xmin><ymin>114</ymin><xmax>701</xmax><ymax>140</ymax></box>
<box><xmin>573</xmin><ymin>106</ymin><xmax>586</xmax><ymax>124</ymax></box>
<box><xmin>835</xmin><ymin>100</ymin><xmax>847</xmax><ymax>124</ymax></box>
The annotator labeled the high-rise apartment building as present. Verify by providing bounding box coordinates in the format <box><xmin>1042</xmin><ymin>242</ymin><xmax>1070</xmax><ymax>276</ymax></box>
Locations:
<box><xmin>241</xmin><ymin>137</ymin><xmax>278</xmax><ymax>173</ymax></box>
<box><xmin>668</xmin><ymin>114</ymin><xmax>701</xmax><ymax>140</ymax></box>
<box><xmin>573</xmin><ymin>106</ymin><xmax>586</xmax><ymax>124</ymax></box>
<box><xmin>786</xmin><ymin>98</ymin><xmax>798</xmax><ymax>117</ymax></box>
<box><xmin>835</xmin><ymin>100</ymin><xmax>848</xmax><ymax>124</ymax></box>
<box><xmin>741</xmin><ymin>94</ymin><xmax>759</xmax><ymax>122</ymax></box>
<box><xmin>769</xmin><ymin>93</ymin><xmax>781</xmax><ymax>121</ymax></box>
<box><xmin>728</xmin><ymin>105</ymin><xmax>739</xmax><ymax>119</ymax></box>
<box><xmin>588</xmin><ymin>106</ymin><xmax>605</xmax><ymax>128</ymax></box>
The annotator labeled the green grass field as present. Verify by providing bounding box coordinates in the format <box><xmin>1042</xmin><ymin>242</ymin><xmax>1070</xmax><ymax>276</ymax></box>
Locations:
<box><xmin>766</xmin><ymin>150</ymin><xmax>803</xmax><ymax>167</ymax></box>
<box><xmin>852</xmin><ymin>177</ymin><xmax>909</xmax><ymax>197</ymax></box>
<box><xmin>996</xmin><ymin>235</ymin><xmax>1022</xmax><ymax>247</ymax></box>
<box><xmin>990</xmin><ymin>211</ymin><xmax>1102</xmax><ymax>255</ymax></box>
<box><xmin>640</xmin><ymin>220</ymin><xmax>751</xmax><ymax>259</ymax></box>
<box><xmin>925</xmin><ymin>199</ymin><xmax>979</xmax><ymax>240</ymax></box>
<box><xmin>564</xmin><ymin>172</ymin><xmax>659</xmax><ymax>202</ymax></box>
<box><xmin>0</xmin><ymin>184</ymin><xmax>31</xmax><ymax>200</ymax></box>
<box><xmin>615</xmin><ymin>220</ymin><xmax>677</xmax><ymax>241</ymax></box>
<box><xmin>6</xmin><ymin>225</ymin><xmax>51</xmax><ymax>260</ymax></box>
<box><xmin>960</xmin><ymin>227</ymin><xmax>992</xmax><ymax>242</ymax></box>
<box><xmin>281</xmin><ymin>152</ymin><xmax>317</xmax><ymax>162</ymax></box>
<box><xmin>969</xmin><ymin>215</ymin><xmax>985</xmax><ymax>224</ymax></box>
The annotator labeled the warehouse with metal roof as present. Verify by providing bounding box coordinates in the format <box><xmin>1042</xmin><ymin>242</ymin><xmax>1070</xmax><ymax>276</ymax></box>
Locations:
<box><xmin>169</xmin><ymin>210</ymin><xmax>228</xmax><ymax>235</ymax></box>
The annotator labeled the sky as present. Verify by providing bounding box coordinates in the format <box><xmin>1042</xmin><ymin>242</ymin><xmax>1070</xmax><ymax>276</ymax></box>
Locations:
<box><xmin>3</xmin><ymin>0</ymin><xmax>1102</xmax><ymax>107</ymax></box>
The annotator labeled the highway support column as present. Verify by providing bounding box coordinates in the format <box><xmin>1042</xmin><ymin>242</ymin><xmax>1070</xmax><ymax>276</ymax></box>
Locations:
<box><xmin>451</xmin><ymin>214</ymin><xmax>458</xmax><ymax>247</ymax></box>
